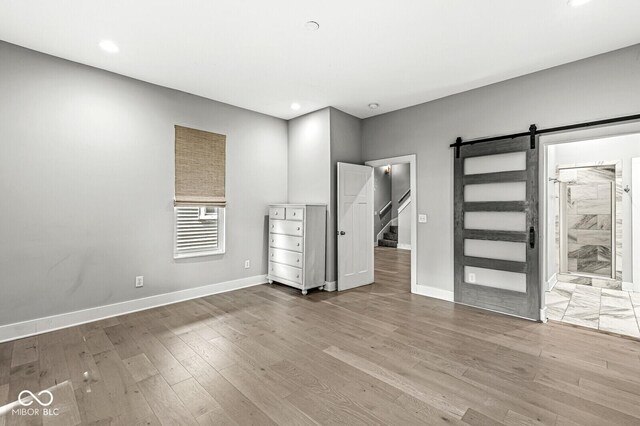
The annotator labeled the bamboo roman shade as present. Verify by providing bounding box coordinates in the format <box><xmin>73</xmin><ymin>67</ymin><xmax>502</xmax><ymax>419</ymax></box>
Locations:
<box><xmin>174</xmin><ymin>125</ymin><xmax>226</xmax><ymax>206</ymax></box>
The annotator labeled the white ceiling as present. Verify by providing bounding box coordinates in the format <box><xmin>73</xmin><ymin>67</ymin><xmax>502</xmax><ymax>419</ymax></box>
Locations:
<box><xmin>1</xmin><ymin>1</ymin><xmax>640</xmax><ymax>120</ymax></box>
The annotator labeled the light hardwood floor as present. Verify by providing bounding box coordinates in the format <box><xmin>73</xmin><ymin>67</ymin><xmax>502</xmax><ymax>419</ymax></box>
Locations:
<box><xmin>2</xmin><ymin>247</ymin><xmax>640</xmax><ymax>425</ymax></box>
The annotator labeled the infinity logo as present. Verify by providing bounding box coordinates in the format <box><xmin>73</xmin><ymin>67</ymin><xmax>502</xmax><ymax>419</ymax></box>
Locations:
<box><xmin>17</xmin><ymin>390</ymin><xmax>54</xmax><ymax>407</ymax></box>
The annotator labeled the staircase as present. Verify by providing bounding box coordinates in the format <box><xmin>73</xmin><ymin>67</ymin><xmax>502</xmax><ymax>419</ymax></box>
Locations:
<box><xmin>378</xmin><ymin>225</ymin><xmax>398</xmax><ymax>248</ymax></box>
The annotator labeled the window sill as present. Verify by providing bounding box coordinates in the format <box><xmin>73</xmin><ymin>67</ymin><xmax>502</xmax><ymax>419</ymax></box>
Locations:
<box><xmin>174</xmin><ymin>250</ymin><xmax>225</xmax><ymax>259</ymax></box>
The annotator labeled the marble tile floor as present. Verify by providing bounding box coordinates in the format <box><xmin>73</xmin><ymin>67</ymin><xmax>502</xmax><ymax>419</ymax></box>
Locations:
<box><xmin>547</xmin><ymin>281</ymin><xmax>640</xmax><ymax>338</ymax></box>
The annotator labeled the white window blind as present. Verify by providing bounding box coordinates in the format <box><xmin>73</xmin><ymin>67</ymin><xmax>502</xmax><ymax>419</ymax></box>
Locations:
<box><xmin>174</xmin><ymin>206</ymin><xmax>225</xmax><ymax>258</ymax></box>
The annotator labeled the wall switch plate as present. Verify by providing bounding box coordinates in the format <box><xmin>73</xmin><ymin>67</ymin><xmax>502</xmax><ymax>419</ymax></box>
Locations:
<box><xmin>244</xmin><ymin>260</ymin><xmax>250</xmax><ymax>269</ymax></box>
<box><xmin>135</xmin><ymin>276</ymin><xmax>144</xmax><ymax>288</ymax></box>
<box><xmin>468</xmin><ymin>273</ymin><xmax>476</xmax><ymax>283</ymax></box>
<box><xmin>418</xmin><ymin>214</ymin><xmax>427</xmax><ymax>223</ymax></box>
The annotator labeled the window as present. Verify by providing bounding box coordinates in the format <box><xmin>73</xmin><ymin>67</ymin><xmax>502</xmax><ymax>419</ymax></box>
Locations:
<box><xmin>174</xmin><ymin>206</ymin><xmax>225</xmax><ymax>258</ymax></box>
<box><xmin>174</xmin><ymin>125</ymin><xmax>226</xmax><ymax>258</ymax></box>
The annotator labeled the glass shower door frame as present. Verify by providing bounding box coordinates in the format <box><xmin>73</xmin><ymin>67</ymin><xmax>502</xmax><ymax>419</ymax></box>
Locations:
<box><xmin>558</xmin><ymin>173</ymin><xmax>615</xmax><ymax>280</ymax></box>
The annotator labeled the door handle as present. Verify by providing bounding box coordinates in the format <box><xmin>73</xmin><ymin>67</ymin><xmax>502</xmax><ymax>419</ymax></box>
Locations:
<box><xmin>529</xmin><ymin>226</ymin><xmax>535</xmax><ymax>249</ymax></box>
<box><xmin>338</xmin><ymin>231</ymin><xmax>346</xmax><ymax>236</ymax></box>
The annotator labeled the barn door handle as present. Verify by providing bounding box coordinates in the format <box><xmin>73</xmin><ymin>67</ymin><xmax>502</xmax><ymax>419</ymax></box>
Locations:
<box><xmin>529</xmin><ymin>226</ymin><xmax>535</xmax><ymax>249</ymax></box>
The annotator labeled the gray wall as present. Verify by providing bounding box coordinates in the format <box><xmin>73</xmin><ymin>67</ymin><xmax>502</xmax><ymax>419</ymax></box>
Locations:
<box><xmin>391</xmin><ymin>163</ymin><xmax>410</xmax><ymax>219</ymax></box>
<box><xmin>5</xmin><ymin>38</ymin><xmax>639</xmax><ymax>324</ymax></box>
<box><xmin>287</xmin><ymin>107</ymin><xmax>362</xmax><ymax>284</ymax></box>
<box><xmin>362</xmin><ymin>43</ymin><xmax>640</xmax><ymax>294</ymax></box>
<box><xmin>0</xmin><ymin>42</ymin><xmax>289</xmax><ymax>326</ymax></box>
<box><xmin>374</xmin><ymin>166</ymin><xmax>392</xmax><ymax>238</ymax></box>
<box><xmin>287</xmin><ymin>108</ymin><xmax>331</xmax><ymax>206</ymax></box>
<box><xmin>287</xmin><ymin>108</ymin><xmax>331</xmax><ymax>282</ymax></box>
<box><xmin>329</xmin><ymin>108</ymin><xmax>363</xmax><ymax>282</ymax></box>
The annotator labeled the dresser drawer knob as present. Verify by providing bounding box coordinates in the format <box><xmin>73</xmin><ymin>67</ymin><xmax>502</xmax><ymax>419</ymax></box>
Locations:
<box><xmin>297</xmin><ymin>227</ymin><xmax>300</xmax><ymax>231</ymax></box>
<box><xmin>271</xmin><ymin>239</ymin><xmax>274</xmax><ymax>243</ymax></box>
<box><xmin>275</xmin><ymin>211</ymin><xmax>278</xmax><ymax>215</ymax></box>
<box><xmin>271</xmin><ymin>254</ymin><xmax>274</xmax><ymax>257</ymax></box>
<box><xmin>296</xmin><ymin>275</ymin><xmax>300</xmax><ymax>278</ymax></box>
<box><xmin>297</xmin><ymin>243</ymin><xmax>300</xmax><ymax>246</ymax></box>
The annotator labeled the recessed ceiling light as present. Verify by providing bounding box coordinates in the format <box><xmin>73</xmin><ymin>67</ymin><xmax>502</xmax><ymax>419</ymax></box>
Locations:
<box><xmin>291</xmin><ymin>102</ymin><xmax>301</xmax><ymax>111</ymax></box>
<box><xmin>99</xmin><ymin>39</ymin><xmax>119</xmax><ymax>53</ymax></box>
<box><xmin>567</xmin><ymin>0</ymin><xmax>591</xmax><ymax>7</ymax></box>
<box><xmin>368</xmin><ymin>103</ymin><xmax>379</xmax><ymax>110</ymax></box>
<box><xmin>304</xmin><ymin>21</ymin><xmax>320</xmax><ymax>31</ymax></box>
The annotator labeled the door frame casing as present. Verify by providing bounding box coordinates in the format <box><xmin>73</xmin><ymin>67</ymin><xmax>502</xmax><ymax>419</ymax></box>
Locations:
<box><xmin>365</xmin><ymin>154</ymin><xmax>417</xmax><ymax>294</ymax></box>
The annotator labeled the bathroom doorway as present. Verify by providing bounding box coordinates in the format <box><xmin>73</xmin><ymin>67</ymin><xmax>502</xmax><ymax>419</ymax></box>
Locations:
<box><xmin>543</xmin><ymin>131</ymin><xmax>640</xmax><ymax>338</ymax></box>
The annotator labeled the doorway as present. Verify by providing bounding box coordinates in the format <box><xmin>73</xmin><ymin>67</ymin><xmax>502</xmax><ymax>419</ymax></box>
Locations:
<box><xmin>365</xmin><ymin>155</ymin><xmax>417</xmax><ymax>293</ymax></box>
<box><xmin>542</xmin><ymin>129</ymin><xmax>640</xmax><ymax>338</ymax></box>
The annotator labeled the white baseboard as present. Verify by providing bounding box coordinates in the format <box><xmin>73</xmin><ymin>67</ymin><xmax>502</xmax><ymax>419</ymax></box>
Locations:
<box><xmin>414</xmin><ymin>285</ymin><xmax>454</xmax><ymax>302</ymax></box>
<box><xmin>540</xmin><ymin>307</ymin><xmax>548</xmax><ymax>323</ymax></box>
<box><xmin>547</xmin><ymin>273</ymin><xmax>558</xmax><ymax>291</ymax></box>
<box><xmin>324</xmin><ymin>281</ymin><xmax>337</xmax><ymax>292</ymax></box>
<box><xmin>0</xmin><ymin>274</ymin><xmax>267</xmax><ymax>343</ymax></box>
<box><xmin>397</xmin><ymin>243</ymin><xmax>411</xmax><ymax>250</ymax></box>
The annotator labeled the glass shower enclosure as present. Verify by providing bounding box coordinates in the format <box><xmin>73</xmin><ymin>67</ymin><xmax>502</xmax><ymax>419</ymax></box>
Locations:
<box><xmin>558</xmin><ymin>165</ymin><xmax>616</xmax><ymax>279</ymax></box>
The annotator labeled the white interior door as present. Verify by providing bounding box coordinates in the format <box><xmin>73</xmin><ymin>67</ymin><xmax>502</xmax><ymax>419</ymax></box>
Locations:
<box><xmin>337</xmin><ymin>162</ymin><xmax>374</xmax><ymax>291</ymax></box>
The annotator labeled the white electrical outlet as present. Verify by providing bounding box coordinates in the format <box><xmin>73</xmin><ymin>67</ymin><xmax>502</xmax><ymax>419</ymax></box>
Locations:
<box><xmin>468</xmin><ymin>273</ymin><xmax>476</xmax><ymax>283</ymax></box>
<box><xmin>244</xmin><ymin>260</ymin><xmax>250</xmax><ymax>269</ymax></box>
<box><xmin>418</xmin><ymin>214</ymin><xmax>427</xmax><ymax>223</ymax></box>
<box><xmin>135</xmin><ymin>276</ymin><xmax>144</xmax><ymax>288</ymax></box>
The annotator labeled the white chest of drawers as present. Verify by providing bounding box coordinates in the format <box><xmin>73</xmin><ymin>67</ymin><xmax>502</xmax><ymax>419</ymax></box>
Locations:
<box><xmin>267</xmin><ymin>204</ymin><xmax>326</xmax><ymax>295</ymax></box>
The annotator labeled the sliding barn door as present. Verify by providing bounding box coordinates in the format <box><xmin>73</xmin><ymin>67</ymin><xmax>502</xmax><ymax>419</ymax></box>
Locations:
<box><xmin>454</xmin><ymin>136</ymin><xmax>540</xmax><ymax>320</ymax></box>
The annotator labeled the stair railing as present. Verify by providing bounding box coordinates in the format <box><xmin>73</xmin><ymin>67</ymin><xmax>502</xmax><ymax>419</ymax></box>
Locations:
<box><xmin>398</xmin><ymin>196</ymin><xmax>411</xmax><ymax>215</ymax></box>
<box><xmin>398</xmin><ymin>188</ymin><xmax>411</xmax><ymax>205</ymax></box>
<box><xmin>379</xmin><ymin>200</ymin><xmax>392</xmax><ymax>218</ymax></box>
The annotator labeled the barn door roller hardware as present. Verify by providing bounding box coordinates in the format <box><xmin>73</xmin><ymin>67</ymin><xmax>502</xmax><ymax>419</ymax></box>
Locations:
<box><xmin>529</xmin><ymin>124</ymin><xmax>537</xmax><ymax>150</ymax></box>
<box><xmin>452</xmin><ymin>113</ymin><xmax>640</xmax><ymax>158</ymax></box>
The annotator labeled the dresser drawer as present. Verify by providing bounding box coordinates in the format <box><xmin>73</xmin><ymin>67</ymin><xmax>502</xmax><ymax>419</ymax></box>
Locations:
<box><xmin>269</xmin><ymin>262</ymin><xmax>302</xmax><ymax>284</ymax></box>
<box><xmin>269</xmin><ymin>234</ymin><xmax>303</xmax><ymax>252</ymax></box>
<box><xmin>269</xmin><ymin>207</ymin><xmax>285</xmax><ymax>219</ymax></box>
<box><xmin>286</xmin><ymin>207</ymin><xmax>304</xmax><ymax>221</ymax></box>
<box><xmin>270</xmin><ymin>219</ymin><xmax>303</xmax><ymax>236</ymax></box>
<box><xmin>269</xmin><ymin>248</ymin><xmax>303</xmax><ymax>268</ymax></box>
